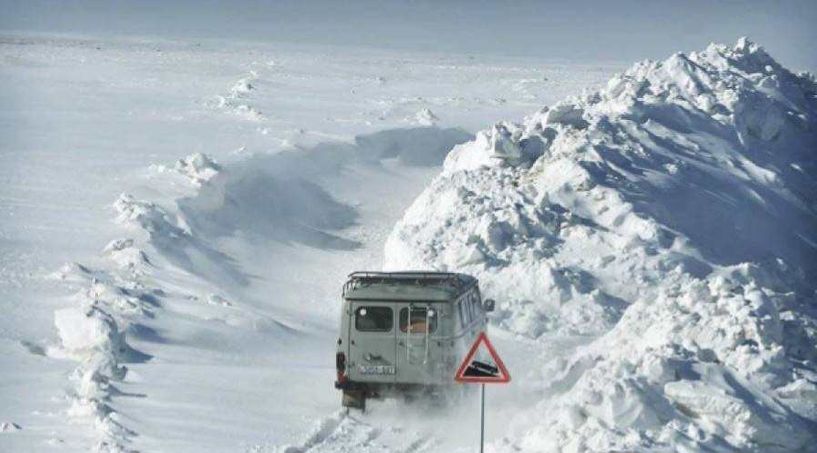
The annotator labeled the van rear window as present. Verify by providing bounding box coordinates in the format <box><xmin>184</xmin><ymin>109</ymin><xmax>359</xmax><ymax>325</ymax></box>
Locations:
<box><xmin>399</xmin><ymin>307</ymin><xmax>438</xmax><ymax>334</ymax></box>
<box><xmin>355</xmin><ymin>307</ymin><xmax>393</xmax><ymax>332</ymax></box>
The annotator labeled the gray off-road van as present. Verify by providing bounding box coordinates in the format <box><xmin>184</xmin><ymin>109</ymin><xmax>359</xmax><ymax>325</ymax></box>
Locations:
<box><xmin>334</xmin><ymin>271</ymin><xmax>494</xmax><ymax>409</ymax></box>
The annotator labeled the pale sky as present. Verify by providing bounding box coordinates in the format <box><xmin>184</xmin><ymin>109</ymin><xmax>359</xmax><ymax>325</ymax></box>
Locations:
<box><xmin>2</xmin><ymin>0</ymin><xmax>816</xmax><ymax>71</ymax></box>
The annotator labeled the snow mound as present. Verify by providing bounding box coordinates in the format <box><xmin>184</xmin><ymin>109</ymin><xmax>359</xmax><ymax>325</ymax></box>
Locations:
<box><xmin>114</xmin><ymin>193</ymin><xmax>250</xmax><ymax>287</ymax></box>
<box><xmin>114</xmin><ymin>193</ymin><xmax>194</xmax><ymax>243</ymax></box>
<box><xmin>414</xmin><ymin>107</ymin><xmax>439</xmax><ymax>126</ymax></box>
<box><xmin>207</xmin><ymin>71</ymin><xmax>265</xmax><ymax>121</ymax></box>
<box><xmin>54</xmin><ymin>305</ymin><xmax>125</xmax><ymax>355</ymax></box>
<box><xmin>102</xmin><ymin>238</ymin><xmax>151</xmax><ymax>270</ymax></box>
<box><xmin>0</xmin><ymin>422</ymin><xmax>21</xmax><ymax>433</ymax></box>
<box><xmin>386</xmin><ymin>38</ymin><xmax>817</xmax><ymax>451</ymax></box>
<box><xmin>229</xmin><ymin>71</ymin><xmax>257</xmax><ymax>98</ymax></box>
<box><xmin>174</xmin><ymin>152</ymin><xmax>221</xmax><ymax>186</ymax></box>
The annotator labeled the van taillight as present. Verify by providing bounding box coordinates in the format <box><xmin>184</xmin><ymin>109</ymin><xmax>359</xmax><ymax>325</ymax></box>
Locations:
<box><xmin>336</xmin><ymin>352</ymin><xmax>347</xmax><ymax>383</ymax></box>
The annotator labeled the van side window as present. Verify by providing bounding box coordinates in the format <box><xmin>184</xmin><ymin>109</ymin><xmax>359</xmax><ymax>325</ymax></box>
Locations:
<box><xmin>473</xmin><ymin>292</ymin><xmax>482</xmax><ymax>314</ymax></box>
<box><xmin>355</xmin><ymin>307</ymin><xmax>393</xmax><ymax>332</ymax></box>
<box><xmin>399</xmin><ymin>307</ymin><xmax>437</xmax><ymax>334</ymax></box>
<box><xmin>458</xmin><ymin>300</ymin><xmax>467</xmax><ymax>327</ymax></box>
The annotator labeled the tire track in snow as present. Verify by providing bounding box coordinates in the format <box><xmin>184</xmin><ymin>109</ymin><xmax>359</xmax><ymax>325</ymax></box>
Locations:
<box><xmin>269</xmin><ymin>410</ymin><xmax>437</xmax><ymax>453</ymax></box>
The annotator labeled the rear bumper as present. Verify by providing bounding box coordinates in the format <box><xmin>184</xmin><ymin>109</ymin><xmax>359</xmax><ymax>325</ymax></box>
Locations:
<box><xmin>335</xmin><ymin>380</ymin><xmax>451</xmax><ymax>395</ymax></box>
<box><xmin>334</xmin><ymin>380</ymin><xmax>366</xmax><ymax>391</ymax></box>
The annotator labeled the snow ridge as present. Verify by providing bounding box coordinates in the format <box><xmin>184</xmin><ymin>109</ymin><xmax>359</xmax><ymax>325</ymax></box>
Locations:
<box><xmin>48</xmin><ymin>168</ymin><xmax>211</xmax><ymax>451</ymax></box>
<box><xmin>50</xmin><ymin>241</ymin><xmax>156</xmax><ymax>452</ymax></box>
<box><xmin>385</xmin><ymin>38</ymin><xmax>817</xmax><ymax>451</ymax></box>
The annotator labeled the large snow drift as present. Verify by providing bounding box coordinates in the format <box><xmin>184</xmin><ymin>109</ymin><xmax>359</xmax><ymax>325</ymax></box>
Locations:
<box><xmin>386</xmin><ymin>38</ymin><xmax>817</xmax><ymax>451</ymax></box>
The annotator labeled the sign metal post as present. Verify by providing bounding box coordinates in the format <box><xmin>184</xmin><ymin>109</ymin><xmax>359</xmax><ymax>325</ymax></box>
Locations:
<box><xmin>480</xmin><ymin>383</ymin><xmax>485</xmax><ymax>453</ymax></box>
<box><xmin>454</xmin><ymin>332</ymin><xmax>510</xmax><ymax>453</ymax></box>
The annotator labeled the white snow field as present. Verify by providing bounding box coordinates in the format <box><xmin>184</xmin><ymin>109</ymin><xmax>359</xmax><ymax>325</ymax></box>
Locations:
<box><xmin>387</xmin><ymin>38</ymin><xmax>817</xmax><ymax>451</ymax></box>
<box><xmin>2</xmin><ymin>33</ymin><xmax>815</xmax><ymax>453</ymax></box>
<box><xmin>0</xmin><ymin>34</ymin><xmax>621</xmax><ymax>452</ymax></box>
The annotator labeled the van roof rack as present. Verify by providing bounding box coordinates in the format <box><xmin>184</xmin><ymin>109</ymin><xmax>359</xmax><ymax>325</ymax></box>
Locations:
<box><xmin>343</xmin><ymin>271</ymin><xmax>474</xmax><ymax>298</ymax></box>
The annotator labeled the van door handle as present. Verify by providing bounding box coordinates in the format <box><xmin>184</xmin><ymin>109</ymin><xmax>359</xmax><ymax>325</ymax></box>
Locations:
<box><xmin>364</xmin><ymin>353</ymin><xmax>382</xmax><ymax>361</ymax></box>
<box><xmin>398</xmin><ymin>341</ymin><xmax>404</xmax><ymax>346</ymax></box>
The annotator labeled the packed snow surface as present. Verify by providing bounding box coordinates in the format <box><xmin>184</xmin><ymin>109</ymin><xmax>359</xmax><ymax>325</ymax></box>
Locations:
<box><xmin>386</xmin><ymin>38</ymin><xmax>817</xmax><ymax>451</ymax></box>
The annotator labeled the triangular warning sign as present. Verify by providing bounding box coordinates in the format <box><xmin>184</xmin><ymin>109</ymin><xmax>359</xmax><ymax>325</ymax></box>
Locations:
<box><xmin>455</xmin><ymin>332</ymin><xmax>510</xmax><ymax>383</ymax></box>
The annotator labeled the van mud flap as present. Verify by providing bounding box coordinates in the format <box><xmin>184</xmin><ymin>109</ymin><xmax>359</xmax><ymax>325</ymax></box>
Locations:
<box><xmin>342</xmin><ymin>389</ymin><xmax>366</xmax><ymax>411</ymax></box>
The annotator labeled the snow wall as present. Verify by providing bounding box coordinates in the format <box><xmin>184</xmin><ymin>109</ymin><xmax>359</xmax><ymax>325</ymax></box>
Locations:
<box><xmin>385</xmin><ymin>38</ymin><xmax>817</xmax><ymax>452</ymax></box>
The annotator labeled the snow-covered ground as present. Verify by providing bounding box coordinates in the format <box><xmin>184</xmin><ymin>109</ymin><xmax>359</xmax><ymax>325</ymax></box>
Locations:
<box><xmin>2</xmin><ymin>32</ymin><xmax>815</xmax><ymax>453</ymax></box>
<box><xmin>387</xmin><ymin>38</ymin><xmax>817</xmax><ymax>451</ymax></box>
<box><xmin>0</xmin><ymin>34</ymin><xmax>622</xmax><ymax>452</ymax></box>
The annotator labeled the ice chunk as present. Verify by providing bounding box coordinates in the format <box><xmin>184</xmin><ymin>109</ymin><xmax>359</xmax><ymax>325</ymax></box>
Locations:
<box><xmin>543</xmin><ymin>102</ymin><xmax>588</xmax><ymax>128</ymax></box>
<box><xmin>414</xmin><ymin>108</ymin><xmax>439</xmax><ymax>126</ymax></box>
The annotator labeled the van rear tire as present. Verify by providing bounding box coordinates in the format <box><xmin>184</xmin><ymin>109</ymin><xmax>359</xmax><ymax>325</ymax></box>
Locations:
<box><xmin>342</xmin><ymin>390</ymin><xmax>366</xmax><ymax>411</ymax></box>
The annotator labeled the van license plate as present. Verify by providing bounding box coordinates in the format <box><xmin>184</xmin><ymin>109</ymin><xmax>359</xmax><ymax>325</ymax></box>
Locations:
<box><xmin>359</xmin><ymin>365</ymin><xmax>395</xmax><ymax>375</ymax></box>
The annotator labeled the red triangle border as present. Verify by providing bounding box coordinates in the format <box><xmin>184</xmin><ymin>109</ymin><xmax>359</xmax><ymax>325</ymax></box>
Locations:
<box><xmin>454</xmin><ymin>331</ymin><xmax>511</xmax><ymax>383</ymax></box>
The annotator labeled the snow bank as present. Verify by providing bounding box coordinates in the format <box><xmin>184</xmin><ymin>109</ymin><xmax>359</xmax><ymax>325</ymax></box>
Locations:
<box><xmin>51</xmin><ymin>194</ymin><xmax>169</xmax><ymax>452</ymax></box>
<box><xmin>385</xmin><ymin>38</ymin><xmax>817</xmax><ymax>451</ymax></box>
<box><xmin>52</xmin><ymin>258</ymin><xmax>156</xmax><ymax>452</ymax></box>
<box><xmin>177</xmin><ymin>127</ymin><xmax>471</xmax><ymax>251</ymax></box>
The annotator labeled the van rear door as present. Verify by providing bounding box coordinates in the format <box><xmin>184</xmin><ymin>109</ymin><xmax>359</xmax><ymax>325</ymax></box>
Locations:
<box><xmin>348</xmin><ymin>302</ymin><xmax>397</xmax><ymax>384</ymax></box>
<box><xmin>396</xmin><ymin>303</ymin><xmax>440</xmax><ymax>384</ymax></box>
